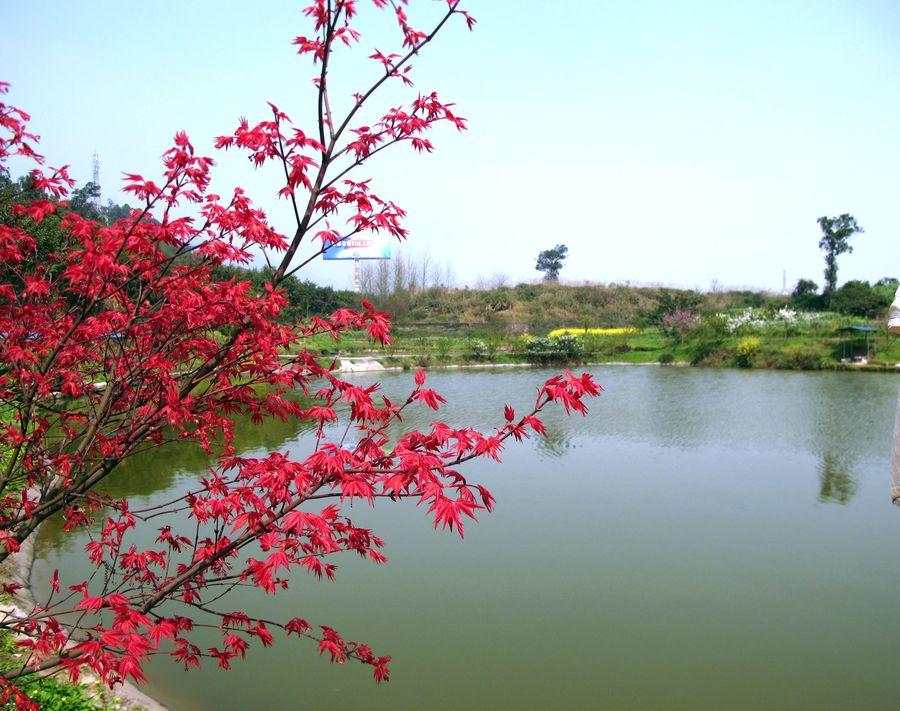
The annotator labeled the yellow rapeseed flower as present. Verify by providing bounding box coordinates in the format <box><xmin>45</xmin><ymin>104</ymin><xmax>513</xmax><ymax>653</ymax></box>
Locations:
<box><xmin>547</xmin><ymin>327</ymin><xmax>638</xmax><ymax>338</ymax></box>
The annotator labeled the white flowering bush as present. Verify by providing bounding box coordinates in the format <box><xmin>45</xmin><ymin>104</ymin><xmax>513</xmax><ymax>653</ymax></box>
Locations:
<box><xmin>525</xmin><ymin>334</ymin><xmax>584</xmax><ymax>363</ymax></box>
<box><xmin>718</xmin><ymin>308</ymin><xmax>835</xmax><ymax>334</ymax></box>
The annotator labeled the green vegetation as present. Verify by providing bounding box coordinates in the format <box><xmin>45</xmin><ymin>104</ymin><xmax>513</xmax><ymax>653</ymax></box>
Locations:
<box><xmin>535</xmin><ymin>244</ymin><xmax>568</xmax><ymax>282</ymax></box>
<box><xmin>3</xmin><ymin>174</ymin><xmax>897</xmax><ymax>372</ymax></box>
<box><xmin>300</xmin><ymin>317</ymin><xmax>899</xmax><ymax>372</ymax></box>
<box><xmin>0</xmin><ymin>630</ymin><xmax>107</xmax><ymax>710</ymax></box>
<box><xmin>0</xmin><ymin>407</ymin><xmax>106</xmax><ymax>709</ymax></box>
<box><xmin>0</xmin><ymin>172</ymin><xmax>357</xmax><ymax>325</ymax></box>
<box><xmin>817</xmin><ymin>213</ymin><xmax>863</xmax><ymax>298</ymax></box>
<box><xmin>294</xmin><ymin>281</ymin><xmax>899</xmax><ymax>371</ymax></box>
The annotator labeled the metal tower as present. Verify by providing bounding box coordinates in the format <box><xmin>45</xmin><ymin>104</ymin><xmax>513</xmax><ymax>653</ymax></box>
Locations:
<box><xmin>91</xmin><ymin>151</ymin><xmax>101</xmax><ymax>207</ymax></box>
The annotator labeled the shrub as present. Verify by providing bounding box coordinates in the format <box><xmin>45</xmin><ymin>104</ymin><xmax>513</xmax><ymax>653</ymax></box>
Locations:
<box><xmin>735</xmin><ymin>336</ymin><xmax>760</xmax><ymax>368</ymax></box>
<box><xmin>524</xmin><ymin>334</ymin><xmax>583</xmax><ymax>363</ymax></box>
<box><xmin>554</xmin><ymin>333</ymin><xmax>584</xmax><ymax>360</ymax></box>
<box><xmin>778</xmin><ymin>343</ymin><xmax>824</xmax><ymax>370</ymax></box>
<box><xmin>525</xmin><ymin>337</ymin><xmax>553</xmax><ymax>363</ymax></box>
<box><xmin>434</xmin><ymin>336</ymin><xmax>452</xmax><ymax>360</ymax></box>
<box><xmin>685</xmin><ymin>315</ymin><xmax>729</xmax><ymax>365</ymax></box>
<box><xmin>467</xmin><ymin>338</ymin><xmax>487</xmax><ymax>360</ymax></box>
<box><xmin>659</xmin><ymin>308</ymin><xmax>698</xmax><ymax>341</ymax></box>
<box><xmin>484</xmin><ymin>288</ymin><xmax>512</xmax><ymax>313</ymax></box>
<box><xmin>658</xmin><ymin>352</ymin><xmax>675</xmax><ymax>365</ymax></box>
<box><xmin>514</xmin><ymin>283</ymin><xmax>540</xmax><ymax>301</ymax></box>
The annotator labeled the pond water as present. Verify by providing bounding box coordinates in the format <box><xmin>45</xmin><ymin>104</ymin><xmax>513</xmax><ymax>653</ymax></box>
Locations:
<box><xmin>33</xmin><ymin>366</ymin><xmax>900</xmax><ymax>710</ymax></box>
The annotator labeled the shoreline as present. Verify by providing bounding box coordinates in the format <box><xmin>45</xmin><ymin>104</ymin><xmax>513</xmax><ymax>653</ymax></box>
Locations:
<box><xmin>336</xmin><ymin>357</ymin><xmax>899</xmax><ymax>374</ymax></box>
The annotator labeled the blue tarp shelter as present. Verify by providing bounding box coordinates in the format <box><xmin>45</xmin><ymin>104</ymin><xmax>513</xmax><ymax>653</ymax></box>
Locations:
<box><xmin>838</xmin><ymin>325</ymin><xmax>877</xmax><ymax>361</ymax></box>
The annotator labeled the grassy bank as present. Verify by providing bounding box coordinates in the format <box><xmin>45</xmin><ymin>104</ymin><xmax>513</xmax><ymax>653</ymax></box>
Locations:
<box><xmin>0</xmin><ymin>409</ymin><xmax>112</xmax><ymax>710</ymax></box>
<box><xmin>302</xmin><ymin>319</ymin><xmax>900</xmax><ymax>372</ymax></box>
<box><xmin>278</xmin><ymin>279</ymin><xmax>898</xmax><ymax>372</ymax></box>
<box><xmin>0</xmin><ymin>628</ymin><xmax>107</xmax><ymax>710</ymax></box>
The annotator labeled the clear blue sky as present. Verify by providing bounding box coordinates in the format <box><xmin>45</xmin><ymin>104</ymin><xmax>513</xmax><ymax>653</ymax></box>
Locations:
<box><xmin>3</xmin><ymin>1</ymin><xmax>899</xmax><ymax>291</ymax></box>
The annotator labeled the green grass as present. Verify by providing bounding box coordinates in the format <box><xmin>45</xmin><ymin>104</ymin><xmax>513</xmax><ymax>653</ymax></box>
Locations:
<box><xmin>292</xmin><ymin>324</ymin><xmax>900</xmax><ymax>372</ymax></box>
<box><xmin>0</xmin><ymin>426</ymin><xmax>110</xmax><ymax>710</ymax></box>
<box><xmin>0</xmin><ymin>630</ymin><xmax>108</xmax><ymax>710</ymax></box>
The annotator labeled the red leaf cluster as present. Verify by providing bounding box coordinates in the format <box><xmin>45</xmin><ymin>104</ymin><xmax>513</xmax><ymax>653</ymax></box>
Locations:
<box><xmin>0</xmin><ymin>2</ymin><xmax>600</xmax><ymax>705</ymax></box>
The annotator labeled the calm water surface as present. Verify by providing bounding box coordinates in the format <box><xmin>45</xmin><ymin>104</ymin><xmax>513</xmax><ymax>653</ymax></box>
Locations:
<box><xmin>33</xmin><ymin>367</ymin><xmax>900</xmax><ymax>710</ymax></box>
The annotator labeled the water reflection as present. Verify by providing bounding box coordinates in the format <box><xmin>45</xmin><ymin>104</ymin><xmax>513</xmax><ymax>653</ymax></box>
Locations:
<box><xmin>643</xmin><ymin>367</ymin><xmax>718</xmax><ymax>449</ymax></box>
<box><xmin>109</xmin><ymin>400</ymin><xmax>312</xmax><ymax>498</ymax></box>
<box><xmin>535</xmin><ymin>425</ymin><xmax>572</xmax><ymax>458</ymax></box>
<box><xmin>39</xmin><ymin>367</ymin><xmax>896</xmax><ymax>530</ymax></box>
<box><xmin>36</xmin><ymin>408</ymin><xmax>313</xmax><ymax>556</ymax></box>
<box><xmin>817</xmin><ymin>452</ymin><xmax>858</xmax><ymax>504</ymax></box>
<box><xmin>804</xmin><ymin>372</ymin><xmax>870</xmax><ymax>505</ymax></box>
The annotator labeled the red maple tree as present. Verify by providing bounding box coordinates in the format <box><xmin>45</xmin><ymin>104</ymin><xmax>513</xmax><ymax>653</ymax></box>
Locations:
<box><xmin>0</xmin><ymin>2</ymin><xmax>600</xmax><ymax>707</ymax></box>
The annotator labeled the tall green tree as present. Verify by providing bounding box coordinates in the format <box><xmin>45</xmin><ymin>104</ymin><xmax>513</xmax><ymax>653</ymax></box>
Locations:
<box><xmin>535</xmin><ymin>244</ymin><xmax>568</xmax><ymax>281</ymax></box>
<box><xmin>817</xmin><ymin>213</ymin><xmax>863</xmax><ymax>299</ymax></box>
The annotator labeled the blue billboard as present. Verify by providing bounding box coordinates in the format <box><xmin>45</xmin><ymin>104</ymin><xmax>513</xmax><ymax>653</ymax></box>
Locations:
<box><xmin>322</xmin><ymin>236</ymin><xmax>392</xmax><ymax>261</ymax></box>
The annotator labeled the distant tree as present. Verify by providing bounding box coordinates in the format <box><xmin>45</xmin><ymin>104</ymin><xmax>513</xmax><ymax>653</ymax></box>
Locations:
<box><xmin>832</xmin><ymin>280</ymin><xmax>890</xmax><ymax>318</ymax></box>
<box><xmin>659</xmin><ymin>308</ymin><xmax>698</xmax><ymax>342</ymax></box>
<box><xmin>56</xmin><ymin>180</ymin><xmax>136</xmax><ymax>225</ymax></box>
<box><xmin>489</xmin><ymin>272</ymin><xmax>509</xmax><ymax>288</ymax></box>
<box><xmin>790</xmin><ymin>278</ymin><xmax>822</xmax><ymax>311</ymax></box>
<box><xmin>792</xmin><ymin>278</ymin><xmax>818</xmax><ymax>298</ymax></box>
<box><xmin>280</xmin><ymin>278</ymin><xmax>356</xmax><ymax>321</ymax></box>
<box><xmin>873</xmin><ymin>276</ymin><xmax>899</xmax><ymax>306</ymax></box>
<box><xmin>1</xmin><ymin>174</ymin><xmax>136</xmax><ymax>294</ymax></box>
<box><xmin>535</xmin><ymin>244</ymin><xmax>568</xmax><ymax>281</ymax></box>
<box><xmin>67</xmin><ymin>181</ymin><xmax>102</xmax><ymax>220</ymax></box>
<box><xmin>0</xmin><ymin>173</ymin><xmax>75</xmax><ymax>289</ymax></box>
<box><xmin>817</xmin><ymin>214</ymin><xmax>863</xmax><ymax>298</ymax></box>
<box><xmin>102</xmin><ymin>199</ymin><xmax>134</xmax><ymax>223</ymax></box>
<box><xmin>652</xmin><ymin>288</ymin><xmax>703</xmax><ymax>323</ymax></box>
<box><xmin>207</xmin><ymin>264</ymin><xmax>356</xmax><ymax>322</ymax></box>
<box><xmin>725</xmin><ymin>290</ymin><xmax>773</xmax><ymax>309</ymax></box>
